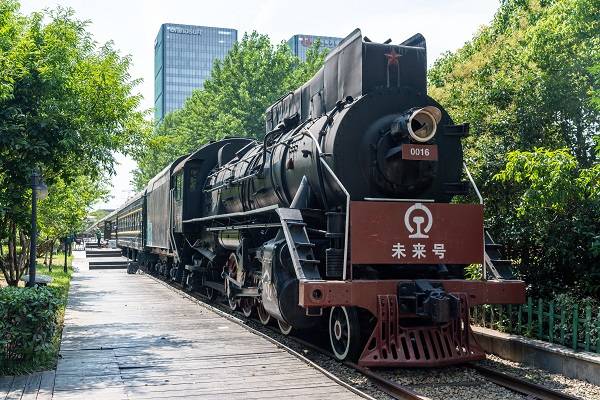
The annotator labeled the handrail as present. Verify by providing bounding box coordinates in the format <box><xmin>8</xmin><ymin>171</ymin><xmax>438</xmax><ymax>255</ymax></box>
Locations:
<box><xmin>300</xmin><ymin>128</ymin><xmax>351</xmax><ymax>280</ymax></box>
<box><xmin>319</xmin><ymin>160</ymin><xmax>351</xmax><ymax>280</ymax></box>
<box><xmin>463</xmin><ymin>161</ymin><xmax>486</xmax><ymax>280</ymax></box>
<box><xmin>168</xmin><ymin>188</ymin><xmax>181</xmax><ymax>263</ymax></box>
<box><xmin>463</xmin><ymin>161</ymin><xmax>483</xmax><ymax>204</ymax></box>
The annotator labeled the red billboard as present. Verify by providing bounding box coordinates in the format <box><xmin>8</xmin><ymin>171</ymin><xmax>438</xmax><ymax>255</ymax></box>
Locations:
<box><xmin>350</xmin><ymin>201</ymin><xmax>484</xmax><ymax>264</ymax></box>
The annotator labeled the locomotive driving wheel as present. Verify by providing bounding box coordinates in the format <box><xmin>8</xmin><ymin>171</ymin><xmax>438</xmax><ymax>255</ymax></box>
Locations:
<box><xmin>205</xmin><ymin>286</ymin><xmax>217</xmax><ymax>302</ymax></box>
<box><xmin>225</xmin><ymin>253</ymin><xmax>241</xmax><ymax>311</ymax></box>
<box><xmin>240</xmin><ymin>298</ymin><xmax>254</xmax><ymax>317</ymax></box>
<box><xmin>228</xmin><ymin>296</ymin><xmax>238</xmax><ymax>311</ymax></box>
<box><xmin>329</xmin><ymin>306</ymin><xmax>362</xmax><ymax>361</ymax></box>
<box><xmin>277</xmin><ymin>319</ymin><xmax>293</xmax><ymax>335</ymax></box>
<box><xmin>256</xmin><ymin>302</ymin><xmax>271</xmax><ymax>325</ymax></box>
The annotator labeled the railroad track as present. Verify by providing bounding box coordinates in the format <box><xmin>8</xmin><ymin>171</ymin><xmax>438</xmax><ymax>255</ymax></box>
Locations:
<box><xmin>143</xmin><ymin>271</ymin><xmax>583</xmax><ymax>400</ymax></box>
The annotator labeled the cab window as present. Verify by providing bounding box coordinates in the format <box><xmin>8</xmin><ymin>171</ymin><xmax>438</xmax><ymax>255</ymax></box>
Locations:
<box><xmin>174</xmin><ymin>173</ymin><xmax>183</xmax><ymax>201</ymax></box>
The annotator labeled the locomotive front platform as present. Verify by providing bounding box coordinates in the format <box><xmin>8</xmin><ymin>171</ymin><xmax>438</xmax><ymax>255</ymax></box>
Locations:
<box><xmin>52</xmin><ymin>268</ymin><xmax>367</xmax><ymax>399</ymax></box>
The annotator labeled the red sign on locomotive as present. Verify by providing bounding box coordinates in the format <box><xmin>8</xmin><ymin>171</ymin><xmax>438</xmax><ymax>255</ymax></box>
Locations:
<box><xmin>401</xmin><ymin>144</ymin><xmax>438</xmax><ymax>161</ymax></box>
<box><xmin>350</xmin><ymin>201</ymin><xmax>484</xmax><ymax>264</ymax></box>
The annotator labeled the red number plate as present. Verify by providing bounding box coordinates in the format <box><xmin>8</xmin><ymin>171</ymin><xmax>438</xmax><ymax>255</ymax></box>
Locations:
<box><xmin>401</xmin><ymin>144</ymin><xmax>438</xmax><ymax>161</ymax></box>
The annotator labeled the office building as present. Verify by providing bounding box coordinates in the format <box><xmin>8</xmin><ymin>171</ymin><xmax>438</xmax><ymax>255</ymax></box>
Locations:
<box><xmin>154</xmin><ymin>24</ymin><xmax>237</xmax><ymax>123</ymax></box>
<box><xmin>287</xmin><ymin>34</ymin><xmax>342</xmax><ymax>62</ymax></box>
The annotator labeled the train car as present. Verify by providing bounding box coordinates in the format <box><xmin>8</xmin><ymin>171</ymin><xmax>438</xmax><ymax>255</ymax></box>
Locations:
<box><xmin>102</xmin><ymin>210</ymin><xmax>118</xmax><ymax>242</ymax></box>
<box><xmin>113</xmin><ymin>29</ymin><xmax>525</xmax><ymax>368</ymax></box>
<box><xmin>115</xmin><ymin>192</ymin><xmax>144</xmax><ymax>257</ymax></box>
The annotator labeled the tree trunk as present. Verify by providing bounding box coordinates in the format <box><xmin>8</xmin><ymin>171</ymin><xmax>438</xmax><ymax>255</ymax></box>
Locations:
<box><xmin>48</xmin><ymin>240</ymin><xmax>55</xmax><ymax>272</ymax></box>
<box><xmin>0</xmin><ymin>221</ymin><xmax>29</xmax><ymax>286</ymax></box>
<box><xmin>44</xmin><ymin>239</ymin><xmax>49</xmax><ymax>268</ymax></box>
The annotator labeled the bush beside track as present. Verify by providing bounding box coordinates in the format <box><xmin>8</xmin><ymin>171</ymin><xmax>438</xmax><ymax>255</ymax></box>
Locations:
<box><xmin>0</xmin><ymin>261</ymin><xmax>73</xmax><ymax>375</ymax></box>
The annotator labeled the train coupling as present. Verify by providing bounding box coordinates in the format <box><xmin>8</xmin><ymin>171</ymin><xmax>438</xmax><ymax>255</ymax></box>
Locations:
<box><xmin>397</xmin><ymin>280</ymin><xmax>460</xmax><ymax>324</ymax></box>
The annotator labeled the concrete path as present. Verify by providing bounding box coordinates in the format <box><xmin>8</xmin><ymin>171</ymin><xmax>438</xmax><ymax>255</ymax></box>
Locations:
<box><xmin>52</xmin><ymin>269</ymin><xmax>363</xmax><ymax>399</ymax></box>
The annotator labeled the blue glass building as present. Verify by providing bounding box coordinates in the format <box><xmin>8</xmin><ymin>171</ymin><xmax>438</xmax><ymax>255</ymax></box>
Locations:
<box><xmin>154</xmin><ymin>24</ymin><xmax>237</xmax><ymax>123</ymax></box>
<box><xmin>287</xmin><ymin>34</ymin><xmax>342</xmax><ymax>62</ymax></box>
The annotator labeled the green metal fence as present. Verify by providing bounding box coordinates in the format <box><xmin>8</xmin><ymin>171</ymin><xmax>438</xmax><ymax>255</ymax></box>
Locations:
<box><xmin>472</xmin><ymin>297</ymin><xmax>600</xmax><ymax>353</ymax></box>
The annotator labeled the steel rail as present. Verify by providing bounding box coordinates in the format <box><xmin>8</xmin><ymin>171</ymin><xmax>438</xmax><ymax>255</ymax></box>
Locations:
<box><xmin>141</xmin><ymin>270</ymin><xmax>582</xmax><ymax>400</ymax></box>
<box><xmin>285</xmin><ymin>334</ymin><xmax>429</xmax><ymax>400</ymax></box>
<box><xmin>469</xmin><ymin>364</ymin><xmax>582</xmax><ymax>400</ymax></box>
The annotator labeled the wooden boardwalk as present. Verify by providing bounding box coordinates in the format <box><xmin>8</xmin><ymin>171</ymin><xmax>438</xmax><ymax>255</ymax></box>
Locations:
<box><xmin>51</xmin><ymin>269</ymin><xmax>363</xmax><ymax>399</ymax></box>
<box><xmin>0</xmin><ymin>371</ymin><xmax>55</xmax><ymax>400</ymax></box>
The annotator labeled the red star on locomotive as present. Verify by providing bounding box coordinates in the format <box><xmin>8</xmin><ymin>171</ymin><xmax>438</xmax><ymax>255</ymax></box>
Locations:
<box><xmin>96</xmin><ymin>29</ymin><xmax>525</xmax><ymax>367</ymax></box>
<box><xmin>385</xmin><ymin>47</ymin><xmax>401</xmax><ymax>66</ymax></box>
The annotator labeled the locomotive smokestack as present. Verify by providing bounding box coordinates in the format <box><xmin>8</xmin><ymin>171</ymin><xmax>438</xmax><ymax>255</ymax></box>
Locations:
<box><xmin>391</xmin><ymin>106</ymin><xmax>441</xmax><ymax>143</ymax></box>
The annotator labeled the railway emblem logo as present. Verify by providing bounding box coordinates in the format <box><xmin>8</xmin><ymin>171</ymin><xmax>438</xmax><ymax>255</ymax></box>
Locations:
<box><xmin>404</xmin><ymin>203</ymin><xmax>433</xmax><ymax>239</ymax></box>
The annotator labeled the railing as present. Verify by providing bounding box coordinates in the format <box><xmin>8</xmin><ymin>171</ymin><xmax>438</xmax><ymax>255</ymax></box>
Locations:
<box><xmin>472</xmin><ymin>297</ymin><xmax>600</xmax><ymax>353</ymax></box>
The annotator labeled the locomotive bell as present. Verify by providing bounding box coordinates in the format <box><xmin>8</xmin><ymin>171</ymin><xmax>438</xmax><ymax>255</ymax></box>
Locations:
<box><xmin>391</xmin><ymin>106</ymin><xmax>441</xmax><ymax>142</ymax></box>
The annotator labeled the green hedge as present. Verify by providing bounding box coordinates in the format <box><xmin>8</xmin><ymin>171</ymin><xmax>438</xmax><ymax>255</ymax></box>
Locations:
<box><xmin>0</xmin><ymin>287</ymin><xmax>61</xmax><ymax>367</ymax></box>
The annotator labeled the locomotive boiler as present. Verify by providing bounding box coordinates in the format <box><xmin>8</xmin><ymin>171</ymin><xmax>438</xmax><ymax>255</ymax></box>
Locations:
<box><xmin>95</xmin><ymin>29</ymin><xmax>525</xmax><ymax>367</ymax></box>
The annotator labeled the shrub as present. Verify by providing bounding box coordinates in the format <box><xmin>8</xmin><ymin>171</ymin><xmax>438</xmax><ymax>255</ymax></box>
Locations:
<box><xmin>492</xmin><ymin>149</ymin><xmax>600</xmax><ymax>298</ymax></box>
<box><xmin>0</xmin><ymin>286</ymin><xmax>61</xmax><ymax>368</ymax></box>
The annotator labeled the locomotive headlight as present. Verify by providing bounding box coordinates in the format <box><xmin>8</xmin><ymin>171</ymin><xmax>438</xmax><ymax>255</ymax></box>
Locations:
<box><xmin>407</xmin><ymin>106</ymin><xmax>442</xmax><ymax>142</ymax></box>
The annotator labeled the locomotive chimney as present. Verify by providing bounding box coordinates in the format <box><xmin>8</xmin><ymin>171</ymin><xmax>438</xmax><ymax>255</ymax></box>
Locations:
<box><xmin>390</xmin><ymin>106</ymin><xmax>441</xmax><ymax>143</ymax></box>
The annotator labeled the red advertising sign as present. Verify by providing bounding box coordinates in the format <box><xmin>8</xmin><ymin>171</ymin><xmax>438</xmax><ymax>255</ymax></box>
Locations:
<box><xmin>350</xmin><ymin>201</ymin><xmax>483</xmax><ymax>264</ymax></box>
<box><xmin>401</xmin><ymin>144</ymin><xmax>438</xmax><ymax>161</ymax></box>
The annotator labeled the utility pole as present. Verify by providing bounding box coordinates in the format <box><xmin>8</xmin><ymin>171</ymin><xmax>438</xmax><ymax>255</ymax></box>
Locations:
<box><xmin>64</xmin><ymin>237</ymin><xmax>68</xmax><ymax>273</ymax></box>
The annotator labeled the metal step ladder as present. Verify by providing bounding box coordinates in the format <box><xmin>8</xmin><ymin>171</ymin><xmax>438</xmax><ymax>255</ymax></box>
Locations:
<box><xmin>276</xmin><ymin>208</ymin><xmax>321</xmax><ymax>281</ymax></box>
<box><xmin>484</xmin><ymin>231</ymin><xmax>514</xmax><ymax>279</ymax></box>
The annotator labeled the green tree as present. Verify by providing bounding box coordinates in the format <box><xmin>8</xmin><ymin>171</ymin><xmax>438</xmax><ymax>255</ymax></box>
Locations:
<box><xmin>37</xmin><ymin>176</ymin><xmax>108</xmax><ymax>270</ymax></box>
<box><xmin>428</xmin><ymin>0</ymin><xmax>600</xmax><ymax>297</ymax></box>
<box><xmin>494</xmin><ymin>149</ymin><xmax>600</xmax><ymax>297</ymax></box>
<box><xmin>0</xmin><ymin>2</ymin><xmax>144</xmax><ymax>285</ymax></box>
<box><xmin>132</xmin><ymin>33</ymin><xmax>328</xmax><ymax>189</ymax></box>
<box><xmin>430</xmin><ymin>0</ymin><xmax>599</xmax><ymax>167</ymax></box>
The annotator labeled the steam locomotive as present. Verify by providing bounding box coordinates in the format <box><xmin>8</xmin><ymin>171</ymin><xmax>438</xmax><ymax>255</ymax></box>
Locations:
<box><xmin>93</xmin><ymin>29</ymin><xmax>525</xmax><ymax>367</ymax></box>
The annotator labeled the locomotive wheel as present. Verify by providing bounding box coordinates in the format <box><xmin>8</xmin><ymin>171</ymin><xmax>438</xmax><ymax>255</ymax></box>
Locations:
<box><xmin>228</xmin><ymin>296</ymin><xmax>238</xmax><ymax>311</ymax></box>
<box><xmin>277</xmin><ymin>319</ymin><xmax>293</xmax><ymax>335</ymax></box>
<box><xmin>205</xmin><ymin>286</ymin><xmax>217</xmax><ymax>302</ymax></box>
<box><xmin>329</xmin><ymin>306</ymin><xmax>362</xmax><ymax>361</ymax></box>
<box><xmin>257</xmin><ymin>302</ymin><xmax>271</xmax><ymax>325</ymax></box>
<box><xmin>241</xmin><ymin>298</ymin><xmax>254</xmax><ymax>317</ymax></box>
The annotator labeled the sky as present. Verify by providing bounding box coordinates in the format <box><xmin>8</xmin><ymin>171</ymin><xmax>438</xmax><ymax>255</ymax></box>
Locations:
<box><xmin>19</xmin><ymin>0</ymin><xmax>500</xmax><ymax>209</ymax></box>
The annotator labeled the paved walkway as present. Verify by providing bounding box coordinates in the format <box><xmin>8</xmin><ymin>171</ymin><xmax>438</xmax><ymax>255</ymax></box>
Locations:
<box><xmin>52</xmin><ymin>269</ymin><xmax>363</xmax><ymax>399</ymax></box>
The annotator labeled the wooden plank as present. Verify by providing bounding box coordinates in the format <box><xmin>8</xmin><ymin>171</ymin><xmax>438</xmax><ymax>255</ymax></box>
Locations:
<box><xmin>35</xmin><ymin>371</ymin><xmax>55</xmax><ymax>400</ymax></box>
<box><xmin>0</xmin><ymin>376</ymin><xmax>14</xmax><ymax>399</ymax></box>
<box><xmin>54</xmin><ymin>370</ymin><xmax>320</xmax><ymax>391</ymax></box>
<box><xmin>125</xmin><ymin>382</ymin><xmax>345</xmax><ymax>399</ymax></box>
<box><xmin>20</xmin><ymin>372</ymin><xmax>41</xmax><ymax>400</ymax></box>
<box><xmin>4</xmin><ymin>375</ymin><xmax>27</xmax><ymax>400</ymax></box>
<box><xmin>52</xmin><ymin>386</ymin><xmax>128</xmax><ymax>400</ymax></box>
<box><xmin>53</xmin><ymin>269</ymin><xmax>360</xmax><ymax>400</ymax></box>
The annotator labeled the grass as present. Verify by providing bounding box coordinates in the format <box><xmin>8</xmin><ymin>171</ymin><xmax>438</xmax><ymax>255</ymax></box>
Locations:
<box><xmin>0</xmin><ymin>253</ymin><xmax>74</xmax><ymax>375</ymax></box>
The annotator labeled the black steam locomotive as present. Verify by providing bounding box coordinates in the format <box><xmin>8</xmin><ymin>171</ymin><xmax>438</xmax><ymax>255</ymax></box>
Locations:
<box><xmin>94</xmin><ymin>29</ymin><xmax>524</xmax><ymax>367</ymax></box>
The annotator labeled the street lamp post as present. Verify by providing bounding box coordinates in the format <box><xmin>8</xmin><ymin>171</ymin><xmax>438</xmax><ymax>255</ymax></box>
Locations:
<box><xmin>64</xmin><ymin>238</ymin><xmax>68</xmax><ymax>273</ymax></box>
<box><xmin>27</xmin><ymin>170</ymin><xmax>47</xmax><ymax>288</ymax></box>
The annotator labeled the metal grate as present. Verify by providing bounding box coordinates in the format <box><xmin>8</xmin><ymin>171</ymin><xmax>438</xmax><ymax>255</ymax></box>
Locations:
<box><xmin>359</xmin><ymin>293</ymin><xmax>485</xmax><ymax>367</ymax></box>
